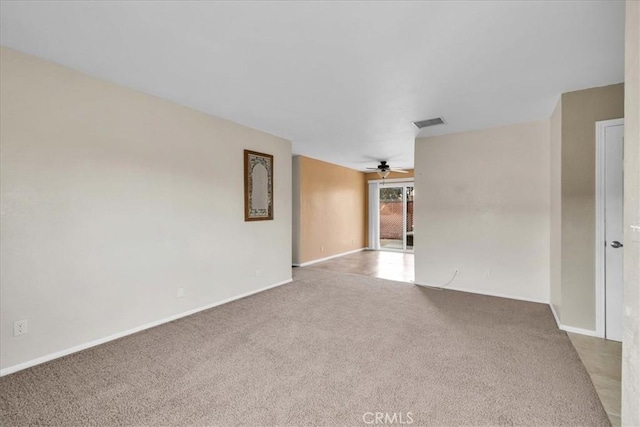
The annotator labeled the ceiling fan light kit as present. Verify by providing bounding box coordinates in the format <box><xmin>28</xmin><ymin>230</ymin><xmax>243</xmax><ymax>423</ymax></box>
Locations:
<box><xmin>366</xmin><ymin>161</ymin><xmax>409</xmax><ymax>179</ymax></box>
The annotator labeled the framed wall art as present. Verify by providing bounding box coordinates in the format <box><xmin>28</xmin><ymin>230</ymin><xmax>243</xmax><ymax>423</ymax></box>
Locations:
<box><xmin>244</xmin><ymin>150</ymin><xmax>274</xmax><ymax>221</ymax></box>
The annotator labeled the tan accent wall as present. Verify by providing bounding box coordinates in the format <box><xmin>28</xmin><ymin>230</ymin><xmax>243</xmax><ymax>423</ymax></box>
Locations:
<box><xmin>550</xmin><ymin>98</ymin><xmax>562</xmax><ymax>318</ymax></box>
<box><xmin>292</xmin><ymin>156</ymin><xmax>367</xmax><ymax>265</ymax></box>
<box><xmin>622</xmin><ymin>1</ymin><xmax>640</xmax><ymax>424</ymax></box>
<box><xmin>559</xmin><ymin>84</ymin><xmax>624</xmax><ymax>330</ymax></box>
<box><xmin>0</xmin><ymin>47</ymin><xmax>292</xmax><ymax>370</ymax></box>
<box><xmin>414</xmin><ymin>121</ymin><xmax>550</xmax><ymax>302</ymax></box>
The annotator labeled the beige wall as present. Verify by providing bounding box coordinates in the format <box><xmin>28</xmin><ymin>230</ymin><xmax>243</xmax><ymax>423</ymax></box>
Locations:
<box><xmin>292</xmin><ymin>156</ymin><xmax>366</xmax><ymax>265</ymax></box>
<box><xmin>414</xmin><ymin>121</ymin><xmax>550</xmax><ymax>302</ymax></box>
<box><xmin>622</xmin><ymin>1</ymin><xmax>640</xmax><ymax>424</ymax></box>
<box><xmin>0</xmin><ymin>47</ymin><xmax>292</xmax><ymax>371</ymax></box>
<box><xmin>550</xmin><ymin>98</ymin><xmax>563</xmax><ymax>318</ymax></box>
<box><xmin>559</xmin><ymin>84</ymin><xmax>624</xmax><ymax>330</ymax></box>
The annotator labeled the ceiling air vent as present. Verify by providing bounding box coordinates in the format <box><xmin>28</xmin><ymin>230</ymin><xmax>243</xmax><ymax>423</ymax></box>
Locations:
<box><xmin>412</xmin><ymin>117</ymin><xmax>446</xmax><ymax>129</ymax></box>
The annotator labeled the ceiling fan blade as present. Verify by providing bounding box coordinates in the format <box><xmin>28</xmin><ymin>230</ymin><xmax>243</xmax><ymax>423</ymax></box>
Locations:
<box><xmin>389</xmin><ymin>169</ymin><xmax>409</xmax><ymax>173</ymax></box>
<box><xmin>365</xmin><ymin>167</ymin><xmax>380</xmax><ymax>170</ymax></box>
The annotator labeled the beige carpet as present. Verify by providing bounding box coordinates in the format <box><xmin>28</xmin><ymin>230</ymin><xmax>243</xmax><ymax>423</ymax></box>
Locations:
<box><xmin>0</xmin><ymin>267</ymin><xmax>609</xmax><ymax>426</ymax></box>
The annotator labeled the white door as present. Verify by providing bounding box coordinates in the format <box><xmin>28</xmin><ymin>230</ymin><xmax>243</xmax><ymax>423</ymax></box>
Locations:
<box><xmin>604</xmin><ymin>121</ymin><xmax>624</xmax><ymax>342</ymax></box>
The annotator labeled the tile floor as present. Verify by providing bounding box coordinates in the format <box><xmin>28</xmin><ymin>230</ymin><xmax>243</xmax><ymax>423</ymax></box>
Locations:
<box><xmin>310</xmin><ymin>250</ymin><xmax>622</xmax><ymax>426</ymax></box>
<box><xmin>310</xmin><ymin>249</ymin><xmax>414</xmax><ymax>283</ymax></box>
<box><xmin>568</xmin><ymin>333</ymin><xmax>622</xmax><ymax>426</ymax></box>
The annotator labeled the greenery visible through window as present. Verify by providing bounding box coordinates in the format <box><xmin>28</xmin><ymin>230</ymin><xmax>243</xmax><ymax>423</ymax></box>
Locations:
<box><xmin>380</xmin><ymin>187</ymin><xmax>403</xmax><ymax>202</ymax></box>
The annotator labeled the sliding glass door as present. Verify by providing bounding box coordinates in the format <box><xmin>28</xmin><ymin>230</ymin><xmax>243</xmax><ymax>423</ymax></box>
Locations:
<box><xmin>406</xmin><ymin>186</ymin><xmax>414</xmax><ymax>250</ymax></box>
<box><xmin>378</xmin><ymin>183</ymin><xmax>414</xmax><ymax>252</ymax></box>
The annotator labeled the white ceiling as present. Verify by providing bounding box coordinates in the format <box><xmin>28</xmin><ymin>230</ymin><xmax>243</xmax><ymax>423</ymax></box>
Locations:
<box><xmin>0</xmin><ymin>1</ymin><xmax>625</xmax><ymax>171</ymax></box>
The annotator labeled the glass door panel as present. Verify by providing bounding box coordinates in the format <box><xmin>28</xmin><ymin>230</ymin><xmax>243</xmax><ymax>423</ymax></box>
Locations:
<box><xmin>406</xmin><ymin>186</ymin><xmax>414</xmax><ymax>250</ymax></box>
<box><xmin>379</xmin><ymin>186</ymin><xmax>404</xmax><ymax>250</ymax></box>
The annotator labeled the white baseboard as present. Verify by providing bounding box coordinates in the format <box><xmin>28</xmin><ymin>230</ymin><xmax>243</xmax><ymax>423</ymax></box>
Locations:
<box><xmin>292</xmin><ymin>248</ymin><xmax>366</xmax><ymax>267</ymax></box>
<box><xmin>550</xmin><ymin>303</ymin><xmax>561</xmax><ymax>327</ymax></box>
<box><xmin>414</xmin><ymin>284</ymin><xmax>599</xmax><ymax>337</ymax></box>
<box><xmin>415</xmin><ymin>283</ymin><xmax>549</xmax><ymax>305</ymax></box>
<box><xmin>558</xmin><ymin>324</ymin><xmax>599</xmax><ymax>337</ymax></box>
<box><xmin>548</xmin><ymin>303</ymin><xmax>599</xmax><ymax>337</ymax></box>
<box><xmin>0</xmin><ymin>278</ymin><xmax>293</xmax><ymax>377</ymax></box>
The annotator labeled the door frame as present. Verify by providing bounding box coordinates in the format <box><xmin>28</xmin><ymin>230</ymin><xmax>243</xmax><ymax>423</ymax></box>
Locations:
<box><xmin>368</xmin><ymin>178</ymin><xmax>414</xmax><ymax>252</ymax></box>
<box><xmin>595</xmin><ymin>118</ymin><xmax>624</xmax><ymax>339</ymax></box>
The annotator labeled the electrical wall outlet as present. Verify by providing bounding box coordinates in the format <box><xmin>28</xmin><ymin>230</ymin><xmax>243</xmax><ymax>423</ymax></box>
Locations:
<box><xmin>177</xmin><ymin>288</ymin><xmax>185</xmax><ymax>298</ymax></box>
<box><xmin>321</xmin><ymin>246</ymin><xmax>324</xmax><ymax>253</ymax></box>
<box><xmin>485</xmin><ymin>270</ymin><xmax>491</xmax><ymax>279</ymax></box>
<box><xmin>14</xmin><ymin>319</ymin><xmax>28</xmax><ymax>336</ymax></box>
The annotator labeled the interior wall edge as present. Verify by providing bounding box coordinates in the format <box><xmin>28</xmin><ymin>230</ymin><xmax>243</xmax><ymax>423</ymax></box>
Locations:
<box><xmin>621</xmin><ymin>0</ymin><xmax>640</xmax><ymax>424</ymax></box>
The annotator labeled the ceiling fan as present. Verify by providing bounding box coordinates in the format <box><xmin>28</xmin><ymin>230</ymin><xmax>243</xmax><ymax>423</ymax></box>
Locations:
<box><xmin>366</xmin><ymin>161</ymin><xmax>409</xmax><ymax>178</ymax></box>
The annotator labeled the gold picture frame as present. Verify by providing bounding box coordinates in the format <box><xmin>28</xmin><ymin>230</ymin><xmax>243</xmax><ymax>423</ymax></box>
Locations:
<box><xmin>244</xmin><ymin>150</ymin><xmax>274</xmax><ymax>221</ymax></box>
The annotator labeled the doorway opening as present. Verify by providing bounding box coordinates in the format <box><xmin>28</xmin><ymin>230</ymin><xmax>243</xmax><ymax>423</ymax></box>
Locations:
<box><xmin>595</xmin><ymin>118</ymin><xmax>624</xmax><ymax>342</ymax></box>
<box><xmin>368</xmin><ymin>179</ymin><xmax>414</xmax><ymax>253</ymax></box>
